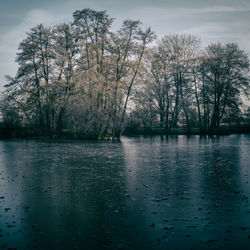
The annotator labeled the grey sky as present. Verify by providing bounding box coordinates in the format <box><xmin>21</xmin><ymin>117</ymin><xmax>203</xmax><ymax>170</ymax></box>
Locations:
<box><xmin>1</xmin><ymin>0</ymin><xmax>250</xmax><ymax>92</ymax></box>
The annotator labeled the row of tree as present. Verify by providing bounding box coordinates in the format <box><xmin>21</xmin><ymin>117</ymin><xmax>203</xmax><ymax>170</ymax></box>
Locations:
<box><xmin>132</xmin><ymin>35</ymin><xmax>250</xmax><ymax>134</ymax></box>
<box><xmin>1</xmin><ymin>9</ymin><xmax>249</xmax><ymax>138</ymax></box>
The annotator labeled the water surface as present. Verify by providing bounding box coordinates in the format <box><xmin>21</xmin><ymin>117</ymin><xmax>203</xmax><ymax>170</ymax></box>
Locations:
<box><xmin>0</xmin><ymin>135</ymin><xmax>250</xmax><ymax>249</ymax></box>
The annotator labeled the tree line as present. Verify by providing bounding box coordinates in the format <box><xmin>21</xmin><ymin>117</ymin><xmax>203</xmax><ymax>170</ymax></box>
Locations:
<box><xmin>1</xmin><ymin>9</ymin><xmax>249</xmax><ymax>139</ymax></box>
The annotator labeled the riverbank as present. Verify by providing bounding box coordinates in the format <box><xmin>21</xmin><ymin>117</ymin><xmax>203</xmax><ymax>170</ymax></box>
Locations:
<box><xmin>123</xmin><ymin>124</ymin><xmax>250</xmax><ymax>136</ymax></box>
<box><xmin>0</xmin><ymin>127</ymin><xmax>120</xmax><ymax>141</ymax></box>
<box><xmin>0</xmin><ymin>124</ymin><xmax>250</xmax><ymax>140</ymax></box>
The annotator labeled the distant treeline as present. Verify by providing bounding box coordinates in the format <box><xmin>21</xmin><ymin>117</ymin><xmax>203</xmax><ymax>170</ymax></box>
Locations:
<box><xmin>1</xmin><ymin>8</ymin><xmax>250</xmax><ymax>139</ymax></box>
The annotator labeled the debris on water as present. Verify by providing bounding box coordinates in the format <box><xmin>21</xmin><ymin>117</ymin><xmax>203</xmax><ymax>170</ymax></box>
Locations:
<box><xmin>240</xmin><ymin>226</ymin><xmax>247</xmax><ymax>230</ymax></box>
<box><xmin>152</xmin><ymin>199</ymin><xmax>161</xmax><ymax>202</ymax></box>
<box><xmin>187</xmin><ymin>225</ymin><xmax>197</xmax><ymax>228</ymax></box>
<box><xmin>164</xmin><ymin>226</ymin><xmax>174</xmax><ymax>230</ymax></box>
<box><xmin>207</xmin><ymin>239</ymin><xmax>217</xmax><ymax>243</ymax></box>
<box><xmin>7</xmin><ymin>225</ymin><xmax>15</xmax><ymax>228</ymax></box>
<box><xmin>117</xmin><ymin>243</ymin><xmax>124</xmax><ymax>249</ymax></box>
<box><xmin>150</xmin><ymin>223</ymin><xmax>155</xmax><ymax>227</ymax></box>
<box><xmin>4</xmin><ymin>208</ymin><xmax>11</xmax><ymax>212</ymax></box>
<box><xmin>233</xmin><ymin>190</ymin><xmax>240</xmax><ymax>194</ymax></box>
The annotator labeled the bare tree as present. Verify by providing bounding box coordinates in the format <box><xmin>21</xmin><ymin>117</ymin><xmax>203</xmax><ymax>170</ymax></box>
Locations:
<box><xmin>1</xmin><ymin>9</ymin><xmax>249</xmax><ymax>138</ymax></box>
<box><xmin>201</xmin><ymin>43</ymin><xmax>249</xmax><ymax>131</ymax></box>
<box><xmin>157</xmin><ymin>34</ymin><xmax>200</xmax><ymax>131</ymax></box>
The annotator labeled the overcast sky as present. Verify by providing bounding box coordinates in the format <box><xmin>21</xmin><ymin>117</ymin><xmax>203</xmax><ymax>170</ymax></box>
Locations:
<box><xmin>1</xmin><ymin>0</ymin><xmax>250</xmax><ymax>92</ymax></box>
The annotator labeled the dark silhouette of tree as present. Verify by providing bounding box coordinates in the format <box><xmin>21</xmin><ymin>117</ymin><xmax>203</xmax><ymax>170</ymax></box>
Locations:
<box><xmin>201</xmin><ymin>43</ymin><xmax>249</xmax><ymax>131</ymax></box>
<box><xmin>1</xmin><ymin>9</ymin><xmax>249</xmax><ymax>138</ymax></box>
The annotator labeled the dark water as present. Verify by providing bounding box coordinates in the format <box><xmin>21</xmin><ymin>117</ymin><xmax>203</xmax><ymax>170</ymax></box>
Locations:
<box><xmin>0</xmin><ymin>135</ymin><xmax>250</xmax><ymax>249</ymax></box>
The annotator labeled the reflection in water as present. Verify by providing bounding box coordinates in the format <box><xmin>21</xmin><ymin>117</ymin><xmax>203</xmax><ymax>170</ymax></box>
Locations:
<box><xmin>0</xmin><ymin>135</ymin><xmax>250</xmax><ymax>249</ymax></box>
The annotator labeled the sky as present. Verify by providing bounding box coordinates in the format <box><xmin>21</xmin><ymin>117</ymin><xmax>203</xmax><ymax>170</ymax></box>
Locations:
<box><xmin>1</xmin><ymin>0</ymin><xmax>250</xmax><ymax>93</ymax></box>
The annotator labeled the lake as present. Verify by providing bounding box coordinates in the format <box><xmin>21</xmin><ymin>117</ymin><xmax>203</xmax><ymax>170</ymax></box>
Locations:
<box><xmin>0</xmin><ymin>135</ymin><xmax>250</xmax><ymax>249</ymax></box>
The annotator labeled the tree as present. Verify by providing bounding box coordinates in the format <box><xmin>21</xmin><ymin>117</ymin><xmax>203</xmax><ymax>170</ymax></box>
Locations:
<box><xmin>114</xmin><ymin>22</ymin><xmax>155</xmax><ymax>137</ymax></box>
<box><xmin>1</xmin><ymin>9</ymin><xmax>249</xmax><ymax>138</ymax></box>
<box><xmin>138</xmin><ymin>34</ymin><xmax>200</xmax><ymax>134</ymax></box>
<box><xmin>4</xmin><ymin>24</ymin><xmax>54</xmax><ymax>135</ymax></box>
<box><xmin>201</xmin><ymin>43</ymin><xmax>249</xmax><ymax>131</ymax></box>
<box><xmin>72</xmin><ymin>11</ymin><xmax>154</xmax><ymax>138</ymax></box>
<box><xmin>160</xmin><ymin>34</ymin><xmax>200</xmax><ymax>131</ymax></box>
<box><xmin>52</xmin><ymin>23</ymin><xmax>80</xmax><ymax>134</ymax></box>
<box><xmin>141</xmin><ymin>46</ymin><xmax>173</xmax><ymax>134</ymax></box>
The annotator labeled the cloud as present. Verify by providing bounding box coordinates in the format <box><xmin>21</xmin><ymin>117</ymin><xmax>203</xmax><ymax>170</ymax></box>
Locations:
<box><xmin>0</xmin><ymin>9</ymin><xmax>61</xmax><ymax>53</ymax></box>
<box><xmin>180</xmin><ymin>16</ymin><xmax>250</xmax><ymax>55</ymax></box>
<box><xmin>127</xmin><ymin>5</ymin><xmax>250</xmax><ymax>54</ymax></box>
<box><xmin>177</xmin><ymin>5</ymin><xmax>250</xmax><ymax>14</ymax></box>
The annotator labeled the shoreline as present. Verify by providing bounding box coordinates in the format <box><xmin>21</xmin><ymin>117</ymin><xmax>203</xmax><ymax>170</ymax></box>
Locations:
<box><xmin>0</xmin><ymin>129</ymin><xmax>250</xmax><ymax>141</ymax></box>
<box><xmin>0</xmin><ymin>124</ymin><xmax>250</xmax><ymax>140</ymax></box>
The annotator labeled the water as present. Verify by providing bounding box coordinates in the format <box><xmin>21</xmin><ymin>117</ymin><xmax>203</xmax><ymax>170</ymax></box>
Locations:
<box><xmin>0</xmin><ymin>135</ymin><xmax>250</xmax><ymax>249</ymax></box>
